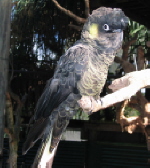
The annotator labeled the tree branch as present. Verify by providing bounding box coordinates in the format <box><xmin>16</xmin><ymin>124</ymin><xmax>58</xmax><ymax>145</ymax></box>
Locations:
<box><xmin>122</xmin><ymin>33</ymin><xmax>138</xmax><ymax>60</ymax></box>
<box><xmin>78</xmin><ymin>69</ymin><xmax>150</xmax><ymax>112</ymax></box>
<box><xmin>84</xmin><ymin>0</ymin><xmax>90</xmax><ymax>18</ymax></box>
<box><xmin>101</xmin><ymin>69</ymin><xmax>150</xmax><ymax>108</ymax></box>
<box><xmin>137</xmin><ymin>46</ymin><xmax>145</xmax><ymax>70</ymax></box>
<box><xmin>51</xmin><ymin>0</ymin><xmax>86</xmax><ymax>23</ymax></box>
<box><xmin>5</xmin><ymin>87</ymin><xmax>27</xmax><ymax>167</ymax></box>
<box><xmin>5</xmin><ymin>92</ymin><xmax>18</xmax><ymax>167</ymax></box>
<box><xmin>68</xmin><ymin>24</ymin><xmax>82</xmax><ymax>31</ymax></box>
<box><xmin>114</xmin><ymin>56</ymin><xmax>136</xmax><ymax>73</ymax></box>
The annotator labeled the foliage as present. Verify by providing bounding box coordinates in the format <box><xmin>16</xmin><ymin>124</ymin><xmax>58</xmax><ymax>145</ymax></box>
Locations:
<box><xmin>73</xmin><ymin>109</ymin><xmax>89</xmax><ymax>120</ymax></box>
<box><xmin>127</xmin><ymin>20</ymin><xmax>150</xmax><ymax>55</ymax></box>
<box><xmin>128</xmin><ymin>20</ymin><xmax>147</xmax><ymax>38</ymax></box>
<box><xmin>11</xmin><ymin>0</ymin><xmax>85</xmax><ymax>71</ymax></box>
<box><xmin>124</xmin><ymin>106</ymin><xmax>140</xmax><ymax>117</ymax></box>
<box><xmin>10</xmin><ymin>0</ymin><xmax>89</xmax><ymax>123</ymax></box>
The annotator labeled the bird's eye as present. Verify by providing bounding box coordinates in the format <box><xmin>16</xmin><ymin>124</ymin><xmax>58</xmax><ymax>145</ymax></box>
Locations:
<box><xmin>103</xmin><ymin>24</ymin><xmax>109</xmax><ymax>31</ymax></box>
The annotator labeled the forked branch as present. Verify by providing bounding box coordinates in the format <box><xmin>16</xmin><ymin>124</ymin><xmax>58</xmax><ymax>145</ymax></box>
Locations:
<box><xmin>51</xmin><ymin>0</ymin><xmax>87</xmax><ymax>23</ymax></box>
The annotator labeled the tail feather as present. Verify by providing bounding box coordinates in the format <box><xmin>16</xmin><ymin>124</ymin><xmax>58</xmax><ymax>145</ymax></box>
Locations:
<box><xmin>22</xmin><ymin>118</ymin><xmax>49</xmax><ymax>155</ymax></box>
<box><xmin>32</xmin><ymin>128</ymin><xmax>58</xmax><ymax>168</ymax></box>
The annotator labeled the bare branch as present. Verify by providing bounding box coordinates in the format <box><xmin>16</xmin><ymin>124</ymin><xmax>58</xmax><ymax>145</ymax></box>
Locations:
<box><xmin>5</xmin><ymin>92</ymin><xmax>18</xmax><ymax>167</ymax></box>
<box><xmin>9</xmin><ymin>87</ymin><xmax>22</xmax><ymax>108</ymax></box>
<box><xmin>5</xmin><ymin>88</ymin><xmax>27</xmax><ymax>167</ymax></box>
<box><xmin>78</xmin><ymin>69</ymin><xmax>150</xmax><ymax>112</ymax></box>
<box><xmin>119</xmin><ymin>116</ymin><xmax>144</xmax><ymax>134</ymax></box>
<box><xmin>52</xmin><ymin>0</ymin><xmax>86</xmax><ymax>23</ymax></box>
<box><xmin>137</xmin><ymin>46</ymin><xmax>145</xmax><ymax>70</ymax></box>
<box><xmin>115</xmin><ymin>95</ymin><xmax>148</xmax><ymax>134</ymax></box>
<box><xmin>115</xmin><ymin>100</ymin><xmax>128</xmax><ymax>124</ymax></box>
<box><xmin>122</xmin><ymin>33</ymin><xmax>138</xmax><ymax>60</ymax></box>
<box><xmin>114</xmin><ymin>56</ymin><xmax>136</xmax><ymax>73</ymax></box>
<box><xmin>68</xmin><ymin>24</ymin><xmax>82</xmax><ymax>31</ymax></box>
<box><xmin>84</xmin><ymin>0</ymin><xmax>90</xmax><ymax>18</ymax></box>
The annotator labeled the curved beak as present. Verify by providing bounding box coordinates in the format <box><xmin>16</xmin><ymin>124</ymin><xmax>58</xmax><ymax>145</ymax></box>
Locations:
<box><xmin>121</xmin><ymin>16</ymin><xmax>129</xmax><ymax>30</ymax></box>
<box><xmin>112</xmin><ymin>16</ymin><xmax>129</xmax><ymax>33</ymax></box>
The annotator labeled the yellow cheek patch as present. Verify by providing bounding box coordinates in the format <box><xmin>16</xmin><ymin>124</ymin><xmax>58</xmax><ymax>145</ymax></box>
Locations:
<box><xmin>89</xmin><ymin>23</ymin><xmax>99</xmax><ymax>38</ymax></box>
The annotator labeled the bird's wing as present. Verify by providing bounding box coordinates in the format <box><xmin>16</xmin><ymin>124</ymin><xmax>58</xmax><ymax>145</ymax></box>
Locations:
<box><xmin>22</xmin><ymin>46</ymin><xmax>88</xmax><ymax>154</ymax></box>
<box><xmin>34</xmin><ymin>45</ymin><xmax>88</xmax><ymax>119</ymax></box>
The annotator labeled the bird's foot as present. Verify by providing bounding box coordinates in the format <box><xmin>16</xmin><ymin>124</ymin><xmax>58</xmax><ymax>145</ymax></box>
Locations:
<box><xmin>77</xmin><ymin>96</ymin><xmax>102</xmax><ymax>114</ymax></box>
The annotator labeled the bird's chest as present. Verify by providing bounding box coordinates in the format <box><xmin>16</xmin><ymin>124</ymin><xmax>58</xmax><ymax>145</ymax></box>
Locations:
<box><xmin>77</xmin><ymin>53</ymin><xmax>114</xmax><ymax>97</ymax></box>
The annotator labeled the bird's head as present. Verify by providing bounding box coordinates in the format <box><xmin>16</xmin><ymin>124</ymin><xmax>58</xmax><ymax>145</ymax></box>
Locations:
<box><xmin>81</xmin><ymin>7</ymin><xmax>129</xmax><ymax>50</ymax></box>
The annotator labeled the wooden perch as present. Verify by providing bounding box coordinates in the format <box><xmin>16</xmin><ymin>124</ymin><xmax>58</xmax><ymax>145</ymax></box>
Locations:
<box><xmin>78</xmin><ymin>69</ymin><xmax>150</xmax><ymax>149</ymax></box>
<box><xmin>101</xmin><ymin>69</ymin><xmax>150</xmax><ymax>109</ymax></box>
<box><xmin>78</xmin><ymin>69</ymin><xmax>150</xmax><ymax>112</ymax></box>
<box><xmin>78</xmin><ymin>41</ymin><xmax>149</xmax><ymax>142</ymax></box>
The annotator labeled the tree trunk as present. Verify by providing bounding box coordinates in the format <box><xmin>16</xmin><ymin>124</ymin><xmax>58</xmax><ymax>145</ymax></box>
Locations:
<box><xmin>0</xmin><ymin>0</ymin><xmax>11</xmax><ymax>156</ymax></box>
<box><xmin>5</xmin><ymin>93</ymin><xmax>18</xmax><ymax>168</ymax></box>
<box><xmin>5</xmin><ymin>88</ymin><xmax>27</xmax><ymax>168</ymax></box>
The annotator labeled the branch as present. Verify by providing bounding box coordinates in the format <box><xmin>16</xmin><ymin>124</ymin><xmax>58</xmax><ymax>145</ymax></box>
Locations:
<box><xmin>137</xmin><ymin>46</ymin><xmax>145</xmax><ymax>70</ymax></box>
<box><xmin>5</xmin><ymin>92</ymin><xmax>14</xmax><ymax>136</ymax></box>
<box><xmin>101</xmin><ymin>69</ymin><xmax>150</xmax><ymax>108</ymax></box>
<box><xmin>122</xmin><ymin>33</ymin><xmax>138</xmax><ymax>60</ymax></box>
<box><xmin>5</xmin><ymin>92</ymin><xmax>18</xmax><ymax>167</ymax></box>
<box><xmin>115</xmin><ymin>93</ymin><xmax>149</xmax><ymax>134</ymax></box>
<box><xmin>78</xmin><ymin>69</ymin><xmax>150</xmax><ymax>112</ymax></box>
<box><xmin>8</xmin><ymin>87</ymin><xmax>23</xmax><ymax>110</ymax></box>
<box><xmin>119</xmin><ymin>115</ymin><xmax>144</xmax><ymax>134</ymax></box>
<box><xmin>128</xmin><ymin>92</ymin><xmax>148</xmax><ymax>117</ymax></box>
<box><xmin>115</xmin><ymin>100</ymin><xmax>128</xmax><ymax>124</ymax></box>
<box><xmin>51</xmin><ymin>0</ymin><xmax>86</xmax><ymax>23</ymax></box>
<box><xmin>84</xmin><ymin>0</ymin><xmax>90</xmax><ymax>18</ymax></box>
<box><xmin>68</xmin><ymin>24</ymin><xmax>82</xmax><ymax>31</ymax></box>
<box><xmin>114</xmin><ymin>56</ymin><xmax>136</xmax><ymax>73</ymax></box>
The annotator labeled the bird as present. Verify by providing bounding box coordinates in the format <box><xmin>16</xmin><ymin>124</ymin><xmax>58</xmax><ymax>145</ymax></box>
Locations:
<box><xmin>22</xmin><ymin>7</ymin><xmax>129</xmax><ymax>168</ymax></box>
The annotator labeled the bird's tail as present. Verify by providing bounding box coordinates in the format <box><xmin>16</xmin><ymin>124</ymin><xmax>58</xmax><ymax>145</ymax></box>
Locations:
<box><xmin>22</xmin><ymin>118</ymin><xmax>50</xmax><ymax>155</ymax></box>
<box><xmin>31</xmin><ymin>128</ymin><xmax>58</xmax><ymax>168</ymax></box>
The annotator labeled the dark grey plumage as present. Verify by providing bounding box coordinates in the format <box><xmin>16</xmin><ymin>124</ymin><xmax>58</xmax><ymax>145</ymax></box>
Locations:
<box><xmin>22</xmin><ymin>7</ymin><xmax>128</xmax><ymax>167</ymax></box>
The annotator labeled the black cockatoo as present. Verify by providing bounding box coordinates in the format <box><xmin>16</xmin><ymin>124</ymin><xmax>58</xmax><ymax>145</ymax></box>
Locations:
<box><xmin>22</xmin><ymin>7</ymin><xmax>129</xmax><ymax>167</ymax></box>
